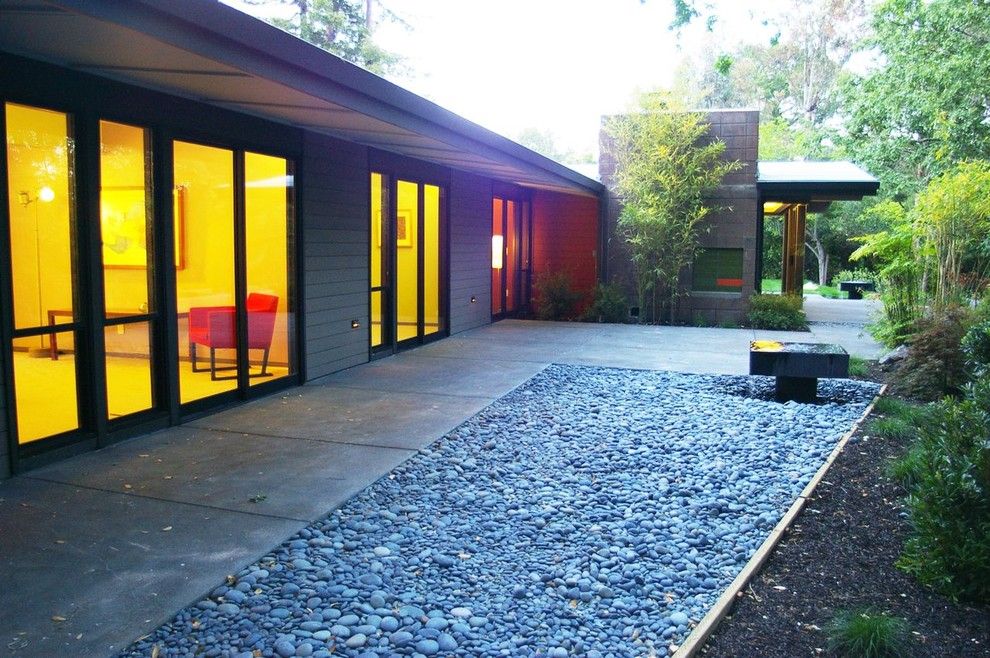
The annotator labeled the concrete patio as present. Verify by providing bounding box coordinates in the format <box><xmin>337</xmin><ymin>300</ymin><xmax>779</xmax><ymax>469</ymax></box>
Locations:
<box><xmin>0</xmin><ymin>310</ymin><xmax>882</xmax><ymax>657</ymax></box>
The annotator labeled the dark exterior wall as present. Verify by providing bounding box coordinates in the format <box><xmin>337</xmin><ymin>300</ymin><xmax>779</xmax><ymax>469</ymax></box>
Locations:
<box><xmin>449</xmin><ymin>170</ymin><xmax>493</xmax><ymax>333</ymax></box>
<box><xmin>0</xmin><ymin>346</ymin><xmax>8</xmax><ymax>479</ymax></box>
<box><xmin>599</xmin><ymin>109</ymin><xmax>759</xmax><ymax>324</ymax></box>
<box><xmin>301</xmin><ymin>133</ymin><xmax>371</xmax><ymax>380</ymax></box>
<box><xmin>531</xmin><ymin>190</ymin><xmax>600</xmax><ymax>311</ymax></box>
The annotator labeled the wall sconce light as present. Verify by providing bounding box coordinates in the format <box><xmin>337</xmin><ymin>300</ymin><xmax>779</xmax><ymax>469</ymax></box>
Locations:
<box><xmin>18</xmin><ymin>186</ymin><xmax>55</xmax><ymax>207</ymax></box>
<box><xmin>351</xmin><ymin>319</ymin><xmax>360</xmax><ymax>329</ymax></box>
<box><xmin>470</xmin><ymin>295</ymin><xmax>477</xmax><ymax>304</ymax></box>
<box><xmin>491</xmin><ymin>235</ymin><xmax>503</xmax><ymax>269</ymax></box>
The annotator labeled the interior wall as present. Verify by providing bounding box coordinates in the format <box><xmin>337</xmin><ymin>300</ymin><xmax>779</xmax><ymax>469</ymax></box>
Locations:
<box><xmin>531</xmin><ymin>190</ymin><xmax>600</xmax><ymax>312</ymax></box>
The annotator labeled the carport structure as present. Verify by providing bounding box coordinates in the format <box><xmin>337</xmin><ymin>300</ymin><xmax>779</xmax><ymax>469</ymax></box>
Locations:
<box><xmin>757</xmin><ymin>161</ymin><xmax>880</xmax><ymax>295</ymax></box>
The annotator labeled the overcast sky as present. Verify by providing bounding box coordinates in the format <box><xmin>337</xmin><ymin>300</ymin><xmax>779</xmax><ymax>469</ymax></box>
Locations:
<box><xmin>225</xmin><ymin>1</ymin><xmax>786</xmax><ymax>159</ymax></box>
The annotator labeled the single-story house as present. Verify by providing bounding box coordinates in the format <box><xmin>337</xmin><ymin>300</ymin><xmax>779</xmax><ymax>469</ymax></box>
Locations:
<box><xmin>0</xmin><ymin>0</ymin><xmax>603</xmax><ymax>477</ymax></box>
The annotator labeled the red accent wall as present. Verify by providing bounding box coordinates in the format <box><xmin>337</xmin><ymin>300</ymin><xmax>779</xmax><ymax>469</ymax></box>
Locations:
<box><xmin>531</xmin><ymin>190</ymin><xmax>599</xmax><ymax>312</ymax></box>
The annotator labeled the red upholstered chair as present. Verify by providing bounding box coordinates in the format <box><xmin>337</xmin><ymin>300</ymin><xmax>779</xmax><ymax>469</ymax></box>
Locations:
<box><xmin>188</xmin><ymin>293</ymin><xmax>279</xmax><ymax>380</ymax></box>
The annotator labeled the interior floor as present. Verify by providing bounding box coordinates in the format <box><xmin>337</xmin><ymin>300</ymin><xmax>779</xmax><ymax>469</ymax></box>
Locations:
<box><xmin>11</xmin><ymin>351</ymin><xmax>289</xmax><ymax>444</ymax></box>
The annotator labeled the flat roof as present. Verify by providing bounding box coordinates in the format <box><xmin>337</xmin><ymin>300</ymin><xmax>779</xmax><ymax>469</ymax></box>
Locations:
<box><xmin>757</xmin><ymin>161</ymin><xmax>880</xmax><ymax>202</ymax></box>
<box><xmin>0</xmin><ymin>0</ymin><xmax>603</xmax><ymax>197</ymax></box>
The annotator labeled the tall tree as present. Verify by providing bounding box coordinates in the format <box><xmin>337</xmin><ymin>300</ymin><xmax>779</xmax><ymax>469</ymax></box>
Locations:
<box><xmin>241</xmin><ymin>0</ymin><xmax>403</xmax><ymax>74</ymax></box>
<box><xmin>841</xmin><ymin>0</ymin><xmax>990</xmax><ymax>199</ymax></box>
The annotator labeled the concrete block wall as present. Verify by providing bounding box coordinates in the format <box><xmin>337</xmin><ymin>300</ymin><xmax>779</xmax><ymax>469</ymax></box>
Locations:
<box><xmin>599</xmin><ymin>109</ymin><xmax>760</xmax><ymax>324</ymax></box>
<box><xmin>301</xmin><ymin>132</ymin><xmax>371</xmax><ymax>380</ymax></box>
<box><xmin>449</xmin><ymin>170</ymin><xmax>493</xmax><ymax>334</ymax></box>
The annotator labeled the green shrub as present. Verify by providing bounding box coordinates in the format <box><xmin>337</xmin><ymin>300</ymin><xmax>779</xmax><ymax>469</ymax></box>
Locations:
<box><xmin>887</xmin><ymin>441</ymin><xmax>927</xmax><ymax>491</ymax></box>
<box><xmin>826</xmin><ymin>609</ymin><xmax>910</xmax><ymax>658</ymax></box>
<box><xmin>961</xmin><ymin>319</ymin><xmax>990</xmax><ymax>377</ymax></box>
<box><xmin>746</xmin><ymin>294</ymin><xmax>807</xmax><ymax>331</ymax></box>
<box><xmin>816</xmin><ymin>284</ymin><xmax>842</xmax><ymax>299</ymax></box>
<box><xmin>849</xmin><ymin>356</ymin><xmax>869</xmax><ymax>378</ymax></box>
<box><xmin>868</xmin><ymin>416</ymin><xmax>917</xmax><ymax>443</ymax></box>
<box><xmin>582</xmin><ymin>282</ymin><xmax>628</xmax><ymax>323</ymax></box>
<box><xmin>891</xmin><ymin>306</ymin><xmax>973</xmax><ymax>400</ymax></box>
<box><xmin>533</xmin><ymin>271</ymin><xmax>582</xmax><ymax>321</ymax></box>
<box><xmin>897</xmin><ymin>378</ymin><xmax>990</xmax><ymax>602</ymax></box>
<box><xmin>832</xmin><ymin>267</ymin><xmax>879</xmax><ymax>291</ymax></box>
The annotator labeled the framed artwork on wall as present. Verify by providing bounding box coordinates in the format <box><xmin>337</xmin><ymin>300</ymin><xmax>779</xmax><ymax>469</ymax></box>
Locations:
<box><xmin>100</xmin><ymin>185</ymin><xmax>185</xmax><ymax>269</ymax></box>
<box><xmin>396</xmin><ymin>211</ymin><xmax>411</xmax><ymax>247</ymax></box>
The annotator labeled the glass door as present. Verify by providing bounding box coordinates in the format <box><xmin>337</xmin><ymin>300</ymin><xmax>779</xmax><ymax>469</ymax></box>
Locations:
<box><xmin>4</xmin><ymin>103</ymin><xmax>82</xmax><ymax>446</ymax></box>
<box><xmin>99</xmin><ymin>120</ymin><xmax>158</xmax><ymax>420</ymax></box>
<box><xmin>174</xmin><ymin>141</ymin><xmax>239</xmax><ymax>403</ymax></box>
<box><xmin>370</xmin><ymin>173</ymin><xmax>445</xmax><ymax>353</ymax></box>
<box><xmin>244</xmin><ymin>151</ymin><xmax>296</xmax><ymax>386</ymax></box>
<box><xmin>173</xmin><ymin>141</ymin><xmax>297</xmax><ymax>407</ymax></box>
<box><xmin>491</xmin><ymin>195</ymin><xmax>530</xmax><ymax>319</ymax></box>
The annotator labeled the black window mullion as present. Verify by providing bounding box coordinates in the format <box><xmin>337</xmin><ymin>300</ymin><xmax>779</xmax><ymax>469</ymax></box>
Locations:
<box><xmin>417</xmin><ymin>183</ymin><xmax>425</xmax><ymax>341</ymax></box>
<box><xmin>156</xmin><ymin>133</ymin><xmax>180</xmax><ymax>425</ymax></box>
<box><xmin>78</xmin><ymin>111</ymin><xmax>109</xmax><ymax>441</ymax></box>
<box><xmin>0</xmin><ymin>104</ymin><xmax>20</xmax><ymax>472</ymax></box>
<box><xmin>233</xmin><ymin>150</ymin><xmax>248</xmax><ymax>395</ymax></box>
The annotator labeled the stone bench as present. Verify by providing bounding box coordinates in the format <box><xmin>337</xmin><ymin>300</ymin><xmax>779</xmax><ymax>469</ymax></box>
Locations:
<box><xmin>749</xmin><ymin>341</ymin><xmax>849</xmax><ymax>403</ymax></box>
<box><xmin>839</xmin><ymin>280</ymin><xmax>875</xmax><ymax>300</ymax></box>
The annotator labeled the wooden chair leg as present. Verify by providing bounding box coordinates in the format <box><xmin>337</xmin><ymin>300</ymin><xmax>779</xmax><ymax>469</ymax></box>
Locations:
<box><xmin>190</xmin><ymin>342</ymin><xmax>201</xmax><ymax>372</ymax></box>
<box><xmin>260</xmin><ymin>347</ymin><xmax>270</xmax><ymax>376</ymax></box>
<box><xmin>209</xmin><ymin>347</ymin><xmax>217</xmax><ymax>381</ymax></box>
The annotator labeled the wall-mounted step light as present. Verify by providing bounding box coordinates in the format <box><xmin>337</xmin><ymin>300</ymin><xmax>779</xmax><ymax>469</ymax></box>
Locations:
<box><xmin>491</xmin><ymin>235</ymin><xmax>503</xmax><ymax>269</ymax></box>
<box><xmin>470</xmin><ymin>295</ymin><xmax>477</xmax><ymax>304</ymax></box>
<box><xmin>351</xmin><ymin>319</ymin><xmax>360</xmax><ymax>329</ymax></box>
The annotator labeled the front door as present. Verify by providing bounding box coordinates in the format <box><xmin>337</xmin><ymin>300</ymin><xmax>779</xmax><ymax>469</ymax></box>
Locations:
<box><xmin>492</xmin><ymin>195</ymin><xmax>531</xmax><ymax>318</ymax></box>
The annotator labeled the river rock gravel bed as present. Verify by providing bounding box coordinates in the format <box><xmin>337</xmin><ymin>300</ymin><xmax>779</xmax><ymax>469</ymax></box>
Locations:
<box><xmin>121</xmin><ymin>364</ymin><xmax>878</xmax><ymax>658</ymax></box>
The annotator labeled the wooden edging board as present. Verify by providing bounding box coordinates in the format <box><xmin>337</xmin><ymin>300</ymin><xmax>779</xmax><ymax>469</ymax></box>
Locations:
<box><xmin>671</xmin><ymin>384</ymin><xmax>888</xmax><ymax>658</ymax></box>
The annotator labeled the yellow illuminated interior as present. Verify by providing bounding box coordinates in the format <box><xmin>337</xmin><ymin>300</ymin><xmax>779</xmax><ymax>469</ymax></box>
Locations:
<box><xmin>245</xmin><ymin>151</ymin><xmax>294</xmax><ymax>386</ymax></box>
<box><xmin>396</xmin><ymin>179</ymin><xmax>419</xmax><ymax>342</ymax></box>
<box><xmin>100</xmin><ymin>120</ymin><xmax>154</xmax><ymax>418</ymax></box>
<box><xmin>5</xmin><ymin>107</ymin><xmax>296</xmax><ymax>446</ymax></box>
<box><xmin>174</xmin><ymin>141</ymin><xmax>238</xmax><ymax>403</ymax></box>
<box><xmin>5</xmin><ymin>103</ymin><xmax>80</xmax><ymax>443</ymax></box>
<box><xmin>423</xmin><ymin>184</ymin><xmax>440</xmax><ymax>336</ymax></box>
<box><xmin>763</xmin><ymin>201</ymin><xmax>787</xmax><ymax>215</ymax></box>
<box><xmin>370</xmin><ymin>172</ymin><xmax>385</xmax><ymax>348</ymax></box>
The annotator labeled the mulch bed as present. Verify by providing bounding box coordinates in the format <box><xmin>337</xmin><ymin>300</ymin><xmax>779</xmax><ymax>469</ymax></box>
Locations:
<box><xmin>700</xmin><ymin>364</ymin><xmax>990</xmax><ymax>657</ymax></box>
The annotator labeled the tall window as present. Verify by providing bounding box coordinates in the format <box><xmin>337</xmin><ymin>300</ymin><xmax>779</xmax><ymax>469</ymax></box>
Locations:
<box><xmin>4</xmin><ymin>103</ymin><xmax>80</xmax><ymax>443</ymax></box>
<box><xmin>99</xmin><ymin>120</ymin><xmax>156</xmax><ymax>419</ymax></box>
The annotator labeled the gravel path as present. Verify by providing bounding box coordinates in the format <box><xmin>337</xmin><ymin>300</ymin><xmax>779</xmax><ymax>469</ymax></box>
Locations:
<box><xmin>122</xmin><ymin>365</ymin><xmax>878</xmax><ymax>658</ymax></box>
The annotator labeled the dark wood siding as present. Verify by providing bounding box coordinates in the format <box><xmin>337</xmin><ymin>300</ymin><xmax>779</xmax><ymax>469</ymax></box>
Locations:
<box><xmin>449</xmin><ymin>171</ymin><xmax>493</xmax><ymax>333</ymax></box>
<box><xmin>302</xmin><ymin>132</ymin><xmax>371</xmax><ymax>379</ymax></box>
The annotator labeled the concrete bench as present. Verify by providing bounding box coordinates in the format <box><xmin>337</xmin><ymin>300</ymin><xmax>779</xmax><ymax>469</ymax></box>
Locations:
<box><xmin>839</xmin><ymin>280</ymin><xmax>875</xmax><ymax>300</ymax></box>
<box><xmin>749</xmin><ymin>341</ymin><xmax>849</xmax><ymax>403</ymax></box>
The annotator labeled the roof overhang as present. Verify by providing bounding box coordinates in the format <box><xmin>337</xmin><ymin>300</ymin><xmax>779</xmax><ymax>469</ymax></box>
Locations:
<box><xmin>0</xmin><ymin>0</ymin><xmax>604</xmax><ymax>197</ymax></box>
<box><xmin>757</xmin><ymin>161</ymin><xmax>880</xmax><ymax>203</ymax></box>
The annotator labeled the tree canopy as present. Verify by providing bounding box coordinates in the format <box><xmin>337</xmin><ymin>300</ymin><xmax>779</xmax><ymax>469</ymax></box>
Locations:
<box><xmin>243</xmin><ymin>0</ymin><xmax>403</xmax><ymax>74</ymax></box>
<box><xmin>840</xmin><ymin>0</ymin><xmax>990</xmax><ymax>200</ymax></box>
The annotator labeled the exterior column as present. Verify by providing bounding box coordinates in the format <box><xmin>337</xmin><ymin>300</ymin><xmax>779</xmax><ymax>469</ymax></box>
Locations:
<box><xmin>781</xmin><ymin>204</ymin><xmax>807</xmax><ymax>296</ymax></box>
